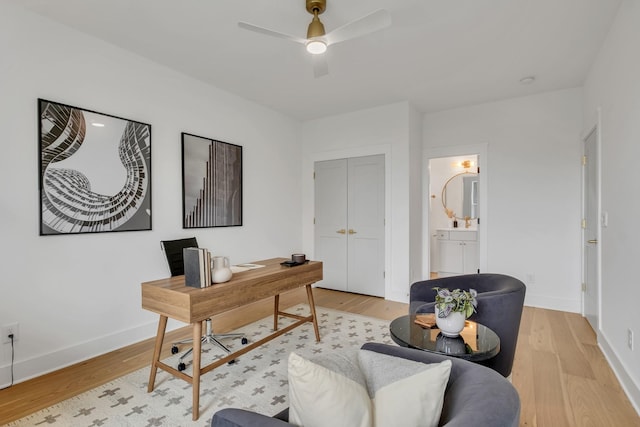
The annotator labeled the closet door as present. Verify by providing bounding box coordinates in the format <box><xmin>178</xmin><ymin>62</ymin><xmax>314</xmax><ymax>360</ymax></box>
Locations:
<box><xmin>347</xmin><ymin>155</ymin><xmax>385</xmax><ymax>296</ymax></box>
<box><xmin>314</xmin><ymin>155</ymin><xmax>385</xmax><ymax>296</ymax></box>
<box><xmin>314</xmin><ymin>159</ymin><xmax>348</xmax><ymax>291</ymax></box>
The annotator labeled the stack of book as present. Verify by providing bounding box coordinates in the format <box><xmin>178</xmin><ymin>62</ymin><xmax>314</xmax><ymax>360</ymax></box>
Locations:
<box><xmin>183</xmin><ymin>247</ymin><xmax>212</xmax><ymax>288</ymax></box>
<box><xmin>414</xmin><ymin>313</ymin><xmax>437</xmax><ymax>329</ymax></box>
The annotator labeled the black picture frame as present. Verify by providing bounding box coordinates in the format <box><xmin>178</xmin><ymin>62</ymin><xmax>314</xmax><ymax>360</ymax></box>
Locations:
<box><xmin>38</xmin><ymin>99</ymin><xmax>152</xmax><ymax>235</ymax></box>
<box><xmin>181</xmin><ymin>132</ymin><xmax>242</xmax><ymax>228</ymax></box>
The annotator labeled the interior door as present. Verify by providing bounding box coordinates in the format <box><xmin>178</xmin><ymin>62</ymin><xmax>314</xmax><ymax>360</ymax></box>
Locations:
<box><xmin>583</xmin><ymin>128</ymin><xmax>599</xmax><ymax>331</ymax></box>
<box><xmin>314</xmin><ymin>155</ymin><xmax>385</xmax><ymax>296</ymax></box>
<box><xmin>314</xmin><ymin>159</ymin><xmax>348</xmax><ymax>291</ymax></box>
<box><xmin>347</xmin><ymin>155</ymin><xmax>385</xmax><ymax>296</ymax></box>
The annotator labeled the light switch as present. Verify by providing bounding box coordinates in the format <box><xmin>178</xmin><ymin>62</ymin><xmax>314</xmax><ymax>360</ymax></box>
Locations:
<box><xmin>602</xmin><ymin>211</ymin><xmax>608</xmax><ymax>227</ymax></box>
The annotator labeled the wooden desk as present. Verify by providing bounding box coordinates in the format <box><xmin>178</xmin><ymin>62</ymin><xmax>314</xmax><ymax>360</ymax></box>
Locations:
<box><xmin>141</xmin><ymin>258</ymin><xmax>323</xmax><ymax>420</ymax></box>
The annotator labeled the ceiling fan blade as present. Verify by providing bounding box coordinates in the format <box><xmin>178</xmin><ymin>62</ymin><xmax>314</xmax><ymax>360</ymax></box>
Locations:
<box><xmin>324</xmin><ymin>9</ymin><xmax>391</xmax><ymax>46</ymax></box>
<box><xmin>238</xmin><ymin>21</ymin><xmax>307</xmax><ymax>45</ymax></box>
<box><xmin>312</xmin><ymin>55</ymin><xmax>329</xmax><ymax>78</ymax></box>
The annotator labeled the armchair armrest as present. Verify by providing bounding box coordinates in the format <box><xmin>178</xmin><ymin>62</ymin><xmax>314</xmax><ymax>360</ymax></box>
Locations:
<box><xmin>409</xmin><ymin>279</ymin><xmax>437</xmax><ymax>302</ymax></box>
<box><xmin>409</xmin><ymin>280</ymin><xmax>438</xmax><ymax>313</ymax></box>
<box><xmin>211</xmin><ymin>408</ymin><xmax>295</xmax><ymax>427</ymax></box>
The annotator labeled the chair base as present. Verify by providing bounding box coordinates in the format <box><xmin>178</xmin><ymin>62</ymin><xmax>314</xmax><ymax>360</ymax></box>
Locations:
<box><xmin>172</xmin><ymin>318</ymin><xmax>247</xmax><ymax>369</ymax></box>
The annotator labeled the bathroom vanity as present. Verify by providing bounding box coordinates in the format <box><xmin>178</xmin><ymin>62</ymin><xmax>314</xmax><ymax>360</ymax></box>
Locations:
<box><xmin>437</xmin><ymin>229</ymin><xmax>479</xmax><ymax>277</ymax></box>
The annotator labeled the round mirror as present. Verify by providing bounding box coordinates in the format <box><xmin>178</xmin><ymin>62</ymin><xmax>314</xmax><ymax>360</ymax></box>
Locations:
<box><xmin>441</xmin><ymin>172</ymin><xmax>479</xmax><ymax>220</ymax></box>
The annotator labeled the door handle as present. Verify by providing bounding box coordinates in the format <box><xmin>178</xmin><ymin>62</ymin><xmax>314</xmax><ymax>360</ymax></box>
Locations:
<box><xmin>348</xmin><ymin>229</ymin><xmax>357</xmax><ymax>234</ymax></box>
<box><xmin>336</xmin><ymin>229</ymin><xmax>346</xmax><ymax>234</ymax></box>
<box><xmin>587</xmin><ymin>239</ymin><xmax>598</xmax><ymax>244</ymax></box>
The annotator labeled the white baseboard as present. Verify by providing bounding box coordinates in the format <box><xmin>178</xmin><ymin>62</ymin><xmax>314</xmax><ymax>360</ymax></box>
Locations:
<box><xmin>524</xmin><ymin>293</ymin><xmax>581</xmax><ymax>313</ymax></box>
<box><xmin>598</xmin><ymin>331</ymin><xmax>640</xmax><ymax>416</ymax></box>
<box><xmin>0</xmin><ymin>319</ymin><xmax>178</xmax><ymax>388</ymax></box>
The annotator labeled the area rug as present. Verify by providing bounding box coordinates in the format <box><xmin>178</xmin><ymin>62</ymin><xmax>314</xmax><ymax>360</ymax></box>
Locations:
<box><xmin>6</xmin><ymin>305</ymin><xmax>394</xmax><ymax>427</ymax></box>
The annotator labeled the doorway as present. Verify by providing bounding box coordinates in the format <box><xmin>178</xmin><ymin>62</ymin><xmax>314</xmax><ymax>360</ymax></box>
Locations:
<box><xmin>423</xmin><ymin>144</ymin><xmax>488</xmax><ymax>279</ymax></box>
<box><xmin>429</xmin><ymin>155</ymin><xmax>479</xmax><ymax>277</ymax></box>
<box><xmin>582</xmin><ymin>126</ymin><xmax>600</xmax><ymax>331</ymax></box>
<box><xmin>314</xmin><ymin>154</ymin><xmax>385</xmax><ymax>297</ymax></box>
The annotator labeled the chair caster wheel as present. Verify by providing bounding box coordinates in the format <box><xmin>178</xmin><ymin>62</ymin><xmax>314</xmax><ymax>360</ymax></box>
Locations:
<box><xmin>241</xmin><ymin>337</ymin><xmax>248</xmax><ymax>345</ymax></box>
<box><xmin>228</xmin><ymin>359</ymin><xmax>236</xmax><ymax>365</ymax></box>
<box><xmin>178</xmin><ymin>362</ymin><xmax>186</xmax><ymax>372</ymax></box>
<box><xmin>171</xmin><ymin>346</ymin><xmax>179</xmax><ymax>354</ymax></box>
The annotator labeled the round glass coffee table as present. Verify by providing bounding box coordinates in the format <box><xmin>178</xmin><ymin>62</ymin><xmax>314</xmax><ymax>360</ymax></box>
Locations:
<box><xmin>390</xmin><ymin>314</ymin><xmax>500</xmax><ymax>361</ymax></box>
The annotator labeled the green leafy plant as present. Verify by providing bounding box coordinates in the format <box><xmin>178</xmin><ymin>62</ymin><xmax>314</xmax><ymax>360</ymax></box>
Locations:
<box><xmin>433</xmin><ymin>287</ymin><xmax>478</xmax><ymax>319</ymax></box>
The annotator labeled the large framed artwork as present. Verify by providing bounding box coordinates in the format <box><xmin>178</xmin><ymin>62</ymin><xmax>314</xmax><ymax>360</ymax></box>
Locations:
<box><xmin>38</xmin><ymin>99</ymin><xmax>152</xmax><ymax>235</ymax></box>
<box><xmin>182</xmin><ymin>132</ymin><xmax>242</xmax><ymax>228</ymax></box>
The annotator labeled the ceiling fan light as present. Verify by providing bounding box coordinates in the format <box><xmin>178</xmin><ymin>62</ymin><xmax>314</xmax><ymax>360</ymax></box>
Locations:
<box><xmin>306</xmin><ymin>40</ymin><xmax>327</xmax><ymax>54</ymax></box>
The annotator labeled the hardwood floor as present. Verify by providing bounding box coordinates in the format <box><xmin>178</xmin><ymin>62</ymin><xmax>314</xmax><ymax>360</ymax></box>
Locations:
<box><xmin>0</xmin><ymin>288</ymin><xmax>638</xmax><ymax>426</ymax></box>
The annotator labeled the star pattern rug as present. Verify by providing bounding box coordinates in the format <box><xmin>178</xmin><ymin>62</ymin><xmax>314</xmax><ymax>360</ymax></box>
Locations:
<box><xmin>6</xmin><ymin>305</ymin><xmax>394</xmax><ymax>427</ymax></box>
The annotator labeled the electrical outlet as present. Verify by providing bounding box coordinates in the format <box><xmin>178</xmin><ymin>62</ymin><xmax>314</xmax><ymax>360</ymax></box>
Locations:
<box><xmin>525</xmin><ymin>273</ymin><xmax>536</xmax><ymax>284</ymax></box>
<box><xmin>628</xmin><ymin>329</ymin><xmax>634</xmax><ymax>351</ymax></box>
<box><xmin>1</xmin><ymin>322</ymin><xmax>19</xmax><ymax>344</ymax></box>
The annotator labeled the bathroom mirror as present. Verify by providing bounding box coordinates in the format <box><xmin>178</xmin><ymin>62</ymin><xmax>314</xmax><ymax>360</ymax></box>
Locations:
<box><xmin>442</xmin><ymin>172</ymin><xmax>479</xmax><ymax>220</ymax></box>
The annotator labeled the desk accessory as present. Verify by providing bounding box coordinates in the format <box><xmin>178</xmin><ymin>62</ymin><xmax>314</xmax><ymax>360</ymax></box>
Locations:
<box><xmin>281</xmin><ymin>253</ymin><xmax>309</xmax><ymax>267</ymax></box>
<box><xmin>212</xmin><ymin>256</ymin><xmax>233</xmax><ymax>283</ymax></box>
<box><xmin>184</xmin><ymin>247</ymin><xmax>212</xmax><ymax>288</ymax></box>
<box><xmin>281</xmin><ymin>260</ymin><xmax>309</xmax><ymax>267</ymax></box>
<box><xmin>291</xmin><ymin>253</ymin><xmax>306</xmax><ymax>263</ymax></box>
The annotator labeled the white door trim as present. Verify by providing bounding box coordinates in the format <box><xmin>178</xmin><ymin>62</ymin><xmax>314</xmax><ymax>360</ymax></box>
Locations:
<box><xmin>581</xmin><ymin>107</ymin><xmax>602</xmax><ymax>331</ymax></box>
<box><xmin>423</xmin><ymin>143</ymin><xmax>488</xmax><ymax>278</ymax></box>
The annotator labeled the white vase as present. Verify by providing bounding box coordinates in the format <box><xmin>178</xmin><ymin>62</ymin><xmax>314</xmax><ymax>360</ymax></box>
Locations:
<box><xmin>434</xmin><ymin>307</ymin><xmax>466</xmax><ymax>337</ymax></box>
<box><xmin>211</xmin><ymin>256</ymin><xmax>233</xmax><ymax>283</ymax></box>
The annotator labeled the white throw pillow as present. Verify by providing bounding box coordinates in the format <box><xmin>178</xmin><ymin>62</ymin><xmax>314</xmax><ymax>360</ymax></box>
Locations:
<box><xmin>288</xmin><ymin>350</ymin><xmax>372</xmax><ymax>427</ymax></box>
<box><xmin>357</xmin><ymin>349</ymin><xmax>451</xmax><ymax>427</ymax></box>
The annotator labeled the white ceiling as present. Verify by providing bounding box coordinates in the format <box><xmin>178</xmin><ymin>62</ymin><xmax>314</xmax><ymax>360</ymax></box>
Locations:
<box><xmin>15</xmin><ymin>0</ymin><xmax>621</xmax><ymax>121</ymax></box>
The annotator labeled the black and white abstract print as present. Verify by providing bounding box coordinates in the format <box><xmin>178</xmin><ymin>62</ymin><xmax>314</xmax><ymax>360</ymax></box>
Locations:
<box><xmin>39</xmin><ymin>99</ymin><xmax>151</xmax><ymax>235</ymax></box>
<box><xmin>182</xmin><ymin>133</ymin><xmax>242</xmax><ymax>228</ymax></box>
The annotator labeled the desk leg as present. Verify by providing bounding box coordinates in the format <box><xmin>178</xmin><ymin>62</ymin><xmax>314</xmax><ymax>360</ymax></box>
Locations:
<box><xmin>273</xmin><ymin>294</ymin><xmax>280</xmax><ymax>331</ymax></box>
<box><xmin>191</xmin><ymin>320</ymin><xmax>202</xmax><ymax>421</ymax></box>
<box><xmin>147</xmin><ymin>315</ymin><xmax>167</xmax><ymax>392</ymax></box>
<box><xmin>305</xmin><ymin>285</ymin><xmax>321</xmax><ymax>342</ymax></box>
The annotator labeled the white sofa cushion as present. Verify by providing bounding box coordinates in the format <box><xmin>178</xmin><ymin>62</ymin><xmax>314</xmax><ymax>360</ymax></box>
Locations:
<box><xmin>287</xmin><ymin>349</ymin><xmax>451</xmax><ymax>427</ymax></box>
<box><xmin>288</xmin><ymin>350</ymin><xmax>372</xmax><ymax>427</ymax></box>
<box><xmin>358</xmin><ymin>349</ymin><xmax>451</xmax><ymax>427</ymax></box>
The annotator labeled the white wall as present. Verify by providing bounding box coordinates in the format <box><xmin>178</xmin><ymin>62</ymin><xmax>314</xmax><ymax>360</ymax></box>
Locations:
<box><xmin>423</xmin><ymin>88</ymin><xmax>584</xmax><ymax>312</ymax></box>
<box><xmin>300</xmin><ymin>102</ymin><xmax>420</xmax><ymax>302</ymax></box>
<box><xmin>583</xmin><ymin>0</ymin><xmax>640</xmax><ymax>411</ymax></box>
<box><xmin>0</xmin><ymin>4</ymin><xmax>301</xmax><ymax>385</ymax></box>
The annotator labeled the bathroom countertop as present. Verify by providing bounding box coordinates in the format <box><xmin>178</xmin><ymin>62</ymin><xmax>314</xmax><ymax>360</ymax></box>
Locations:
<box><xmin>437</xmin><ymin>228</ymin><xmax>478</xmax><ymax>231</ymax></box>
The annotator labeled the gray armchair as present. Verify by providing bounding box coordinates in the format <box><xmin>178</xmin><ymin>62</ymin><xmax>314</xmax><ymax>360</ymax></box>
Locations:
<box><xmin>211</xmin><ymin>342</ymin><xmax>521</xmax><ymax>427</ymax></box>
<box><xmin>410</xmin><ymin>273</ymin><xmax>526</xmax><ymax>378</ymax></box>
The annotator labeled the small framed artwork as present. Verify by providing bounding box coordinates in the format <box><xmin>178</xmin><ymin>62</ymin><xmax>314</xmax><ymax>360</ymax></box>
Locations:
<box><xmin>182</xmin><ymin>132</ymin><xmax>242</xmax><ymax>228</ymax></box>
<box><xmin>38</xmin><ymin>99</ymin><xmax>152</xmax><ymax>235</ymax></box>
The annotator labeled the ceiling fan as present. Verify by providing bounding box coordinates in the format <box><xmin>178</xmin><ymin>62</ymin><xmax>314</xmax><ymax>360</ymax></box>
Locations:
<box><xmin>238</xmin><ymin>0</ymin><xmax>391</xmax><ymax>78</ymax></box>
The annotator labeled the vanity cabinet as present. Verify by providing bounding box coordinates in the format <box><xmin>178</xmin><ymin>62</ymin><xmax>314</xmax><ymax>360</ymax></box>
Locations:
<box><xmin>437</xmin><ymin>229</ymin><xmax>479</xmax><ymax>277</ymax></box>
